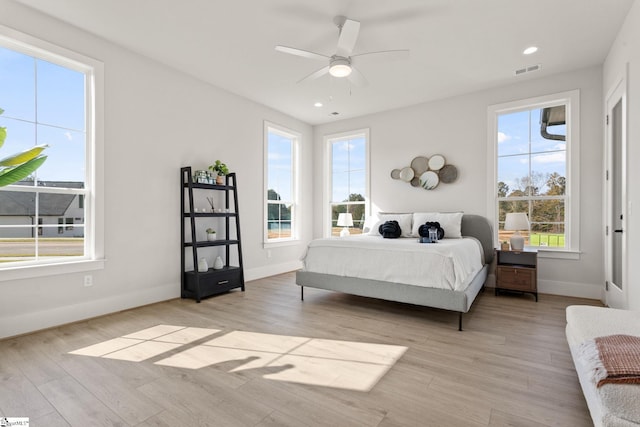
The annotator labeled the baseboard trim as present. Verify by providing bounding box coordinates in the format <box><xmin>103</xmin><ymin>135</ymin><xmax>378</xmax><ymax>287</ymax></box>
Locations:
<box><xmin>245</xmin><ymin>260</ymin><xmax>302</xmax><ymax>282</ymax></box>
<box><xmin>485</xmin><ymin>278</ymin><xmax>602</xmax><ymax>300</ymax></box>
<box><xmin>1</xmin><ymin>261</ymin><xmax>305</xmax><ymax>340</ymax></box>
<box><xmin>0</xmin><ymin>283</ymin><xmax>177</xmax><ymax>340</ymax></box>
<box><xmin>537</xmin><ymin>279</ymin><xmax>602</xmax><ymax>300</ymax></box>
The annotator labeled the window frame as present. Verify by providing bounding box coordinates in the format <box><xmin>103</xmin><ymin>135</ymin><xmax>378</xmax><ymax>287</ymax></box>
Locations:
<box><xmin>323</xmin><ymin>129</ymin><xmax>370</xmax><ymax>238</ymax></box>
<box><xmin>263</xmin><ymin>121</ymin><xmax>300</xmax><ymax>247</ymax></box>
<box><xmin>0</xmin><ymin>24</ymin><xmax>105</xmax><ymax>281</ymax></box>
<box><xmin>486</xmin><ymin>90</ymin><xmax>580</xmax><ymax>259</ymax></box>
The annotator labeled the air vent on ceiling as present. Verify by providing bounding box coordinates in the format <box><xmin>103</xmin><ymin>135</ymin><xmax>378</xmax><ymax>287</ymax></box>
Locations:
<box><xmin>514</xmin><ymin>64</ymin><xmax>541</xmax><ymax>76</ymax></box>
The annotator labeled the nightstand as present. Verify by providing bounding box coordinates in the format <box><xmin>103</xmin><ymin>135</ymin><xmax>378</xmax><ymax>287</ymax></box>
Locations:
<box><xmin>495</xmin><ymin>249</ymin><xmax>538</xmax><ymax>301</ymax></box>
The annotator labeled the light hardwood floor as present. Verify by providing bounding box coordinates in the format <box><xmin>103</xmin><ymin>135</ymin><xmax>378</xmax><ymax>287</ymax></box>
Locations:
<box><xmin>0</xmin><ymin>272</ymin><xmax>601</xmax><ymax>427</ymax></box>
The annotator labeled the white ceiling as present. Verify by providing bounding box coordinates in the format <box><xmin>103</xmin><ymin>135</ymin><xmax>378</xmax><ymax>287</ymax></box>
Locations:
<box><xmin>15</xmin><ymin>0</ymin><xmax>635</xmax><ymax>125</ymax></box>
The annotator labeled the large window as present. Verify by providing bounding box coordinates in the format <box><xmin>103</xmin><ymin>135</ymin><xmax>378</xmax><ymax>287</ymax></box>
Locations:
<box><xmin>264</xmin><ymin>122</ymin><xmax>299</xmax><ymax>243</ymax></box>
<box><xmin>325</xmin><ymin>129</ymin><xmax>369</xmax><ymax>237</ymax></box>
<box><xmin>488</xmin><ymin>91</ymin><xmax>580</xmax><ymax>255</ymax></box>
<box><xmin>0</xmin><ymin>27</ymin><xmax>102</xmax><ymax>274</ymax></box>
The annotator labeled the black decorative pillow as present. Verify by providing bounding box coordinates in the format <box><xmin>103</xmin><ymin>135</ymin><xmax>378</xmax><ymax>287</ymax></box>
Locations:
<box><xmin>418</xmin><ymin>221</ymin><xmax>445</xmax><ymax>240</ymax></box>
<box><xmin>379</xmin><ymin>220</ymin><xmax>402</xmax><ymax>238</ymax></box>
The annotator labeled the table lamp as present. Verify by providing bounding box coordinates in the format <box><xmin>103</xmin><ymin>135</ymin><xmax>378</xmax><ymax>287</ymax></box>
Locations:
<box><xmin>504</xmin><ymin>212</ymin><xmax>529</xmax><ymax>251</ymax></box>
<box><xmin>337</xmin><ymin>213</ymin><xmax>354</xmax><ymax>237</ymax></box>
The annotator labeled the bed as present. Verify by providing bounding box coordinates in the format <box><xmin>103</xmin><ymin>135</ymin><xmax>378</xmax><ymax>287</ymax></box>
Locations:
<box><xmin>296</xmin><ymin>213</ymin><xmax>494</xmax><ymax>330</ymax></box>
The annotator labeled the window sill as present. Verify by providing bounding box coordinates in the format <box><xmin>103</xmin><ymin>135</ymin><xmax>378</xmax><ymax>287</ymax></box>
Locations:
<box><xmin>263</xmin><ymin>239</ymin><xmax>300</xmax><ymax>249</ymax></box>
<box><xmin>0</xmin><ymin>259</ymin><xmax>106</xmax><ymax>282</ymax></box>
<box><xmin>536</xmin><ymin>249</ymin><xmax>581</xmax><ymax>260</ymax></box>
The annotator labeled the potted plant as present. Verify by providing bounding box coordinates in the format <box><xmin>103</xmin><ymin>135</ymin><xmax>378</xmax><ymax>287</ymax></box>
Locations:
<box><xmin>209</xmin><ymin>160</ymin><xmax>229</xmax><ymax>185</ymax></box>
<box><xmin>206</xmin><ymin>228</ymin><xmax>217</xmax><ymax>241</ymax></box>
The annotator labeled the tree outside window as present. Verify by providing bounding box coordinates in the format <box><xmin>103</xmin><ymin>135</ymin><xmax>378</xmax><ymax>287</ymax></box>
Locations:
<box><xmin>327</xmin><ymin>131</ymin><xmax>368</xmax><ymax>237</ymax></box>
<box><xmin>497</xmin><ymin>105</ymin><xmax>567</xmax><ymax>248</ymax></box>
<box><xmin>265</xmin><ymin>123</ymin><xmax>299</xmax><ymax>242</ymax></box>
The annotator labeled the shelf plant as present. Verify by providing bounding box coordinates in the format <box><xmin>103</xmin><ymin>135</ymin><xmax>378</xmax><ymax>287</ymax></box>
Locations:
<box><xmin>206</xmin><ymin>228</ymin><xmax>217</xmax><ymax>241</ymax></box>
<box><xmin>209</xmin><ymin>160</ymin><xmax>229</xmax><ymax>184</ymax></box>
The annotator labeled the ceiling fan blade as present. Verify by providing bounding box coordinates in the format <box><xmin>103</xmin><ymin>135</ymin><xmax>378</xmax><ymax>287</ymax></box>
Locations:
<box><xmin>275</xmin><ymin>45</ymin><xmax>329</xmax><ymax>61</ymax></box>
<box><xmin>335</xmin><ymin>18</ymin><xmax>360</xmax><ymax>57</ymax></box>
<box><xmin>297</xmin><ymin>65</ymin><xmax>330</xmax><ymax>84</ymax></box>
<box><xmin>347</xmin><ymin>66</ymin><xmax>368</xmax><ymax>88</ymax></box>
<box><xmin>351</xmin><ymin>49</ymin><xmax>410</xmax><ymax>61</ymax></box>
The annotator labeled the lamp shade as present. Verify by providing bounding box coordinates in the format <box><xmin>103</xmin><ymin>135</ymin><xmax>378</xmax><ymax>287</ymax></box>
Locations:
<box><xmin>504</xmin><ymin>212</ymin><xmax>530</xmax><ymax>231</ymax></box>
<box><xmin>337</xmin><ymin>213</ymin><xmax>354</xmax><ymax>227</ymax></box>
<box><xmin>504</xmin><ymin>212</ymin><xmax>529</xmax><ymax>251</ymax></box>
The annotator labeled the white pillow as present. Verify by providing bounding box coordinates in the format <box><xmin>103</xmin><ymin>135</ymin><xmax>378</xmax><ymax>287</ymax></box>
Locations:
<box><xmin>411</xmin><ymin>212</ymin><xmax>463</xmax><ymax>238</ymax></box>
<box><xmin>362</xmin><ymin>215</ymin><xmax>377</xmax><ymax>234</ymax></box>
<box><xmin>368</xmin><ymin>213</ymin><xmax>413</xmax><ymax>237</ymax></box>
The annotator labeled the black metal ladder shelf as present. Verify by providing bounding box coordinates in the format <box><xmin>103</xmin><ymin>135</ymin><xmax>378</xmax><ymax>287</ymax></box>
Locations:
<box><xmin>180</xmin><ymin>166</ymin><xmax>244</xmax><ymax>302</ymax></box>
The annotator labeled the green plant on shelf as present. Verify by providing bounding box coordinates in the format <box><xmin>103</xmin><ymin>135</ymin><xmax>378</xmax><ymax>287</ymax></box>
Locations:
<box><xmin>208</xmin><ymin>160</ymin><xmax>229</xmax><ymax>176</ymax></box>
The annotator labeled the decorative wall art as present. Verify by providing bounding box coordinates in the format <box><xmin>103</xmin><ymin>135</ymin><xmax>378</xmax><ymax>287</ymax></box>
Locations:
<box><xmin>390</xmin><ymin>155</ymin><xmax>458</xmax><ymax>190</ymax></box>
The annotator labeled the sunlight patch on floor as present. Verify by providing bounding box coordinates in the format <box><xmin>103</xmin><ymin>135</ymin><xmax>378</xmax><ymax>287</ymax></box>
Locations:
<box><xmin>69</xmin><ymin>325</ymin><xmax>220</xmax><ymax>361</ymax></box>
<box><xmin>70</xmin><ymin>327</ymin><xmax>407</xmax><ymax>391</ymax></box>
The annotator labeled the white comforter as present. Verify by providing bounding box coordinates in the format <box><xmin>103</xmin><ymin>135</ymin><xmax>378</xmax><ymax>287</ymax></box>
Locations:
<box><xmin>301</xmin><ymin>236</ymin><xmax>483</xmax><ymax>291</ymax></box>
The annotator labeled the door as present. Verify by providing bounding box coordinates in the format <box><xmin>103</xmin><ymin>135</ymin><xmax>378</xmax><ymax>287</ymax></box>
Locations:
<box><xmin>605</xmin><ymin>77</ymin><xmax>627</xmax><ymax>309</ymax></box>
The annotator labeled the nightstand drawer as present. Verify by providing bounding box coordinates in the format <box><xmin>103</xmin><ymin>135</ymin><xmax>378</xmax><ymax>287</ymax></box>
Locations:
<box><xmin>495</xmin><ymin>249</ymin><xmax>538</xmax><ymax>301</ymax></box>
<box><xmin>497</xmin><ymin>266</ymin><xmax>535</xmax><ymax>291</ymax></box>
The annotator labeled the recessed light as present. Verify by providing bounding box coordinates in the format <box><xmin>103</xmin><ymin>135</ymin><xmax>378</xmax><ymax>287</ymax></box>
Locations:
<box><xmin>314</xmin><ymin>102</ymin><xmax>323</xmax><ymax>107</ymax></box>
<box><xmin>523</xmin><ymin>46</ymin><xmax>538</xmax><ymax>55</ymax></box>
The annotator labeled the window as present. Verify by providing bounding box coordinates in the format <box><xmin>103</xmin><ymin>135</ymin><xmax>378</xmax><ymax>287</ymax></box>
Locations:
<box><xmin>487</xmin><ymin>91</ymin><xmax>580</xmax><ymax>256</ymax></box>
<box><xmin>0</xmin><ymin>26</ymin><xmax>103</xmax><ymax>275</ymax></box>
<box><xmin>324</xmin><ymin>129</ymin><xmax>369</xmax><ymax>237</ymax></box>
<box><xmin>264</xmin><ymin>122</ymin><xmax>299</xmax><ymax>243</ymax></box>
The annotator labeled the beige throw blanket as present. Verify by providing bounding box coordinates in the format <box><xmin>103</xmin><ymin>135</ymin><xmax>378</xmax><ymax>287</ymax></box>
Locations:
<box><xmin>579</xmin><ymin>334</ymin><xmax>640</xmax><ymax>387</ymax></box>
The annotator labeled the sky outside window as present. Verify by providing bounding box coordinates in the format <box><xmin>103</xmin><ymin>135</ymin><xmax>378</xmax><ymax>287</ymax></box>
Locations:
<box><xmin>0</xmin><ymin>46</ymin><xmax>86</xmax><ymax>184</ymax></box>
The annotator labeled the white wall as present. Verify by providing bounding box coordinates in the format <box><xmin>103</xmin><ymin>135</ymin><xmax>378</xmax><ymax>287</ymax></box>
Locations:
<box><xmin>313</xmin><ymin>66</ymin><xmax>604</xmax><ymax>299</ymax></box>
<box><xmin>604</xmin><ymin>0</ymin><xmax>640</xmax><ymax>310</ymax></box>
<box><xmin>0</xmin><ymin>2</ymin><xmax>312</xmax><ymax>338</ymax></box>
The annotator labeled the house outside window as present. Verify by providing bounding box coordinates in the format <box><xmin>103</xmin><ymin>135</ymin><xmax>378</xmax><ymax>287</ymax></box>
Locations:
<box><xmin>264</xmin><ymin>122</ymin><xmax>299</xmax><ymax>244</ymax></box>
<box><xmin>488</xmin><ymin>91</ymin><xmax>580</xmax><ymax>256</ymax></box>
<box><xmin>324</xmin><ymin>129</ymin><xmax>369</xmax><ymax>237</ymax></box>
<box><xmin>0</xmin><ymin>27</ymin><xmax>103</xmax><ymax>273</ymax></box>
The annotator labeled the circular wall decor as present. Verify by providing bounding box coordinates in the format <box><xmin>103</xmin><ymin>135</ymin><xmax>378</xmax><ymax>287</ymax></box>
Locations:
<box><xmin>410</xmin><ymin>156</ymin><xmax>429</xmax><ymax>175</ymax></box>
<box><xmin>391</xmin><ymin>153</ymin><xmax>457</xmax><ymax>190</ymax></box>
<box><xmin>419</xmin><ymin>171</ymin><xmax>439</xmax><ymax>190</ymax></box>
<box><xmin>428</xmin><ymin>154</ymin><xmax>446</xmax><ymax>171</ymax></box>
<box><xmin>439</xmin><ymin>164</ymin><xmax>458</xmax><ymax>183</ymax></box>
<box><xmin>399</xmin><ymin>167</ymin><xmax>415</xmax><ymax>182</ymax></box>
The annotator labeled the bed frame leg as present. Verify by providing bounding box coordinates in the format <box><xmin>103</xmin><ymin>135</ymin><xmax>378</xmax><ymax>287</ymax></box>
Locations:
<box><xmin>301</xmin><ymin>286</ymin><xmax>304</xmax><ymax>301</ymax></box>
<box><xmin>458</xmin><ymin>313</ymin><xmax>463</xmax><ymax>331</ymax></box>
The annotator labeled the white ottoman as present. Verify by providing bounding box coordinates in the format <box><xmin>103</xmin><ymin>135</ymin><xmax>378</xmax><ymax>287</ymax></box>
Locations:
<box><xmin>566</xmin><ymin>305</ymin><xmax>640</xmax><ymax>427</ymax></box>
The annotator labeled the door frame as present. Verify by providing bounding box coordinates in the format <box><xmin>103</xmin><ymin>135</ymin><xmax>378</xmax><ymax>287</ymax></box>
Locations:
<box><xmin>604</xmin><ymin>71</ymin><xmax>628</xmax><ymax>308</ymax></box>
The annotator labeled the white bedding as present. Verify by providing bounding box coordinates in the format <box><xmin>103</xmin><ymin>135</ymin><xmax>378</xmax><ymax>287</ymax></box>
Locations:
<box><xmin>301</xmin><ymin>236</ymin><xmax>483</xmax><ymax>291</ymax></box>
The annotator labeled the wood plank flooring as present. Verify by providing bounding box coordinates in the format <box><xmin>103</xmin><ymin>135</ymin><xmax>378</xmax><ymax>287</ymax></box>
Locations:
<box><xmin>0</xmin><ymin>272</ymin><xmax>602</xmax><ymax>426</ymax></box>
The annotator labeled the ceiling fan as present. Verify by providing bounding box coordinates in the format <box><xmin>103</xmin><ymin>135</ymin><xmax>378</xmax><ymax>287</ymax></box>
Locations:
<box><xmin>275</xmin><ymin>15</ymin><xmax>409</xmax><ymax>87</ymax></box>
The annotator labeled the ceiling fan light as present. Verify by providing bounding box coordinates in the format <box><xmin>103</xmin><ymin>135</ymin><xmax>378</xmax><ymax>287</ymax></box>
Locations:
<box><xmin>329</xmin><ymin>58</ymin><xmax>352</xmax><ymax>77</ymax></box>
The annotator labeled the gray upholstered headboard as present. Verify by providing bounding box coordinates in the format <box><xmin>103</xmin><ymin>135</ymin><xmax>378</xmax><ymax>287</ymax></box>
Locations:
<box><xmin>461</xmin><ymin>214</ymin><xmax>494</xmax><ymax>265</ymax></box>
